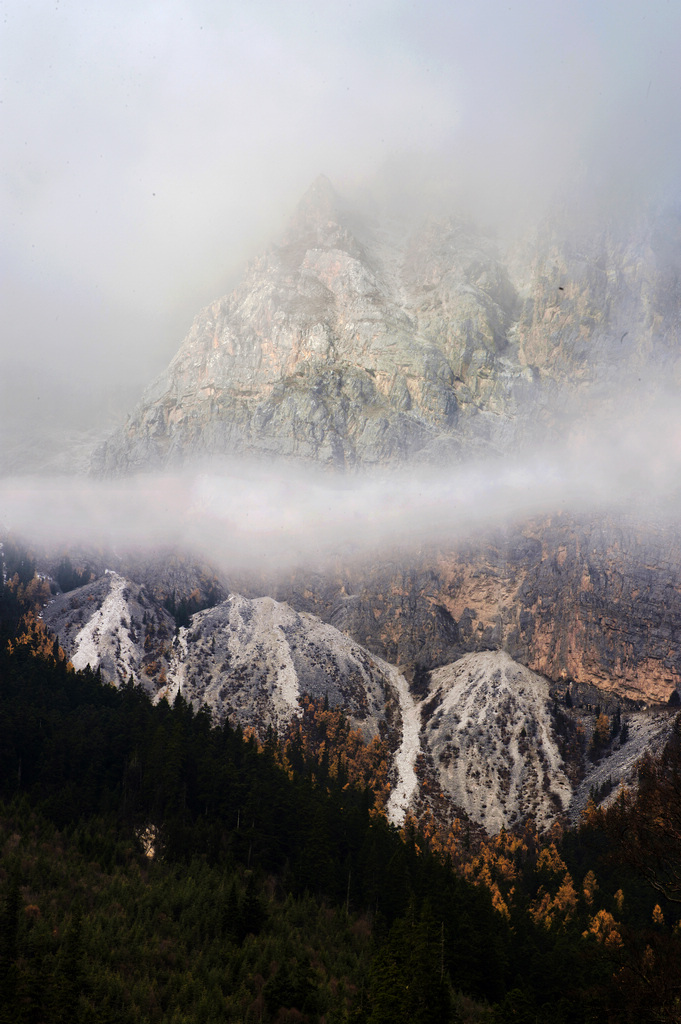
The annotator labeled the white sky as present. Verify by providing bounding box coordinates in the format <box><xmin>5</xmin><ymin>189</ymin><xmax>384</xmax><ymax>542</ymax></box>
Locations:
<box><xmin>1</xmin><ymin>0</ymin><xmax>680</xmax><ymax>442</ymax></box>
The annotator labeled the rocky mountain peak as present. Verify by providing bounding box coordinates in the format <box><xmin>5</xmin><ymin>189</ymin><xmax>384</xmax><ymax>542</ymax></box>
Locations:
<box><xmin>92</xmin><ymin>180</ymin><xmax>681</xmax><ymax>475</ymax></box>
<box><xmin>277</xmin><ymin>173</ymin><xmax>366</xmax><ymax>269</ymax></box>
<box><xmin>286</xmin><ymin>173</ymin><xmax>342</xmax><ymax>236</ymax></box>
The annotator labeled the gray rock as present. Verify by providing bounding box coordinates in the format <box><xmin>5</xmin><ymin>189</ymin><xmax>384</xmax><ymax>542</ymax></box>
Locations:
<box><xmin>91</xmin><ymin>178</ymin><xmax>542</xmax><ymax>473</ymax></box>
<box><xmin>93</xmin><ymin>181</ymin><xmax>681</xmax><ymax>475</ymax></box>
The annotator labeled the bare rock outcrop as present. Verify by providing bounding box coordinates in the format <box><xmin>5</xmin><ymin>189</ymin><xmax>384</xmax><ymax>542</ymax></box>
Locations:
<box><xmin>92</xmin><ymin>179</ymin><xmax>681</xmax><ymax>474</ymax></box>
<box><xmin>262</xmin><ymin>511</ymin><xmax>681</xmax><ymax>705</ymax></box>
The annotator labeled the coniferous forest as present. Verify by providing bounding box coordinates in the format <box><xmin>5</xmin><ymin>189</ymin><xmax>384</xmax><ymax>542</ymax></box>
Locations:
<box><xmin>1</xmin><ymin>549</ymin><xmax>681</xmax><ymax>1022</ymax></box>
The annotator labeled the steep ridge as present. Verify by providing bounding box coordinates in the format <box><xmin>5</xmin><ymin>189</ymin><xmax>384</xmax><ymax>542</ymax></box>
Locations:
<box><xmin>43</xmin><ymin>571</ymin><xmax>177</xmax><ymax>695</ymax></box>
<box><xmin>418</xmin><ymin>651</ymin><xmax>572</xmax><ymax>833</ymax></box>
<box><xmin>156</xmin><ymin>593</ymin><xmax>396</xmax><ymax>736</ymax></box>
<box><xmin>42</xmin><ymin>575</ymin><xmax>399</xmax><ymax>738</ymax></box>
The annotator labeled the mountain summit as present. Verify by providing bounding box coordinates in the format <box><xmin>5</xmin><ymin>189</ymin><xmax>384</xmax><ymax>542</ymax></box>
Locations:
<box><xmin>284</xmin><ymin>173</ymin><xmax>347</xmax><ymax>239</ymax></box>
<box><xmin>92</xmin><ymin>180</ymin><xmax>681</xmax><ymax>474</ymax></box>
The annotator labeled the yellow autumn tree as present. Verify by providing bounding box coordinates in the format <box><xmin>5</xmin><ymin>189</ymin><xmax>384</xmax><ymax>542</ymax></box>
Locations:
<box><xmin>530</xmin><ymin>869</ymin><xmax>578</xmax><ymax>929</ymax></box>
<box><xmin>10</xmin><ymin>611</ymin><xmax>72</xmax><ymax>669</ymax></box>
<box><xmin>583</xmin><ymin>908</ymin><xmax>623</xmax><ymax>948</ymax></box>
<box><xmin>583</xmin><ymin>869</ymin><xmax>599</xmax><ymax>905</ymax></box>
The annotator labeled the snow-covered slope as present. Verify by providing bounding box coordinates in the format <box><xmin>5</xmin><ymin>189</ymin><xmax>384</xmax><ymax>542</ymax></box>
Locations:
<box><xmin>42</xmin><ymin>571</ymin><xmax>176</xmax><ymax>694</ymax></box>
<box><xmin>157</xmin><ymin>593</ymin><xmax>397</xmax><ymax>736</ymax></box>
<box><xmin>44</xmin><ymin>573</ymin><xmax>675</xmax><ymax>833</ymax></box>
<box><xmin>420</xmin><ymin>651</ymin><xmax>572</xmax><ymax>832</ymax></box>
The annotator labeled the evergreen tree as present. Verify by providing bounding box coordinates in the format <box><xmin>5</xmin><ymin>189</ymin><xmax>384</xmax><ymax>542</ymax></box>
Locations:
<box><xmin>0</xmin><ymin>875</ymin><xmax>21</xmax><ymax>1020</ymax></box>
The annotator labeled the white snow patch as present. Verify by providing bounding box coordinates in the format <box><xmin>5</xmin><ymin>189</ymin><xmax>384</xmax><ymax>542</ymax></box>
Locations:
<box><xmin>383</xmin><ymin>660</ymin><xmax>420</xmax><ymax>825</ymax></box>
<box><xmin>70</xmin><ymin>571</ymin><xmax>137</xmax><ymax>682</ymax></box>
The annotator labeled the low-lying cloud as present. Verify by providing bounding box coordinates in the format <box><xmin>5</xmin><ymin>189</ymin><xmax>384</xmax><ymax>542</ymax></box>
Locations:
<box><xmin>2</xmin><ymin>398</ymin><xmax>680</xmax><ymax>575</ymax></box>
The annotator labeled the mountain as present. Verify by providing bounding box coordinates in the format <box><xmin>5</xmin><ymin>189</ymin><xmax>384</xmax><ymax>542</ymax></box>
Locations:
<box><xmin>42</xmin><ymin>571</ymin><xmax>397</xmax><ymax>740</ymax></box>
<box><xmin>40</xmin><ymin>570</ymin><xmax>677</xmax><ymax>832</ymax></box>
<box><xmin>28</xmin><ymin>177</ymin><xmax>681</xmax><ymax>832</ymax></box>
<box><xmin>91</xmin><ymin>178</ymin><xmax>681</xmax><ymax>474</ymax></box>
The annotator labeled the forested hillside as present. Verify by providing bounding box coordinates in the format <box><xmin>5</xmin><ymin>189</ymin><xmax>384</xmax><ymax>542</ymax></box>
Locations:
<box><xmin>2</xmin><ymin>556</ymin><xmax>681</xmax><ymax>1022</ymax></box>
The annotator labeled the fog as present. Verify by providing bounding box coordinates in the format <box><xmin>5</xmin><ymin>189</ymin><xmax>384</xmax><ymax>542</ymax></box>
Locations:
<box><xmin>2</xmin><ymin>0</ymin><xmax>681</xmax><ymax>567</ymax></box>
<box><xmin>1</xmin><ymin>392</ymin><xmax>680</xmax><ymax>574</ymax></box>
<box><xmin>3</xmin><ymin>0</ymin><xmax>681</xmax><ymax>451</ymax></box>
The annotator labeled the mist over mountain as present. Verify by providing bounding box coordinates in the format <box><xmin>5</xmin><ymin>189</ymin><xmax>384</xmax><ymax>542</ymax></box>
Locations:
<box><xmin>4</xmin><ymin>0</ymin><xmax>681</xmax><ymax>470</ymax></box>
<box><xmin>4</xmin><ymin>171</ymin><xmax>681</xmax><ymax>838</ymax></box>
<box><xmin>6</xmin><ymin>8</ymin><xmax>681</xmax><ymax>1020</ymax></box>
<box><xmin>90</xmin><ymin>175</ymin><xmax>681</xmax><ymax>475</ymax></box>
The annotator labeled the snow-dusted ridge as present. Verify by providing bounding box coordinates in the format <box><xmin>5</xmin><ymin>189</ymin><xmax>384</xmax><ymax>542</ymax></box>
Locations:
<box><xmin>71</xmin><ymin>571</ymin><xmax>136</xmax><ymax>677</ymax></box>
<box><xmin>48</xmin><ymin>575</ymin><xmax>662</xmax><ymax>832</ymax></box>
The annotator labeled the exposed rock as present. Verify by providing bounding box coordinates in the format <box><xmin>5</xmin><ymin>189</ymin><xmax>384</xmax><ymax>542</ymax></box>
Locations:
<box><xmin>569</xmin><ymin>708</ymin><xmax>676</xmax><ymax>823</ymax></box>
<box><xmin>261</xmin><ymin>511</ymin><xmax>681</xmax><ymax>704</ymax></box>
<box><xmin>418</xmin><ymin>651</ymin><xmax>572</xmax><ymax>833</ymax></box>
<box><xmin>42</xmin><ymin>571</ymin><xmax>176</xmax><ymax>694</ymax></box>
<box><xmin>40</xmin><ymin>569</ymin><xmax>677</xmax><ymax>831</ymax></box>
<box><xmin>158</xmin><ymin>593</ymin><xmax>397</xmax><ymax>737</ymax></box>
<box><xmin>40</xmin><ymin>177</ymin><xmax>681</xmax><ymax>831</ymax></box>
<box><xmin>43</xmin><ymin>574</ymin><xmax>398</xmax><ymax>740</ymax></box>
<box><xmin>92</xmin><ymin>179</ymin><xmax>681</xmax><ymax>475</ymax></box>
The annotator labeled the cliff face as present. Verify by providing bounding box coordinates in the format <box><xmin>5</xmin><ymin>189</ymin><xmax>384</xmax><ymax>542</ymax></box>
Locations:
<box><xmin>260</xmin><ymin>512</ymin><xmax>681</xmax><ymax>704</ymax></box>
<box><xmin>93</xmin><ymin>176</ymin><xmax>515</xmax><ymax>471</ymax></box>
<box><xmin>91</xmin><ymin>179</ymin><xmax>681</xmax><ymax>474</ymax></box>
<box><xmin>517</xmin><ymin>207</ymin><xmax>681</xmax><ymax>387</ymax></box>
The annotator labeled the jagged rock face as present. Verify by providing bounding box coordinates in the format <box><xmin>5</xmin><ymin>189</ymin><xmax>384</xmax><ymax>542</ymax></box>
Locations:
<box><xmin>419</xmin><ymin>652</ymin><xmax>572</xmax><ymax>833</ymax></box>
<box><xmin>260</xmin><ymin>511</ymin><xmax>681</xmax><ymax>704</ymax></box>
<box><xmin>93</xmin><ymin>177</ymin><xmax>681</xmax><ymax>474</ymax></box>
<box><xmin>92</xmin><ymin>176</ymin><xmax>521</xmax><ymax>471</ymax></box>
<box><xmin>517</xmin><ymin>208</ymin><xmax>681</xmax><ymax>389</ymax></box>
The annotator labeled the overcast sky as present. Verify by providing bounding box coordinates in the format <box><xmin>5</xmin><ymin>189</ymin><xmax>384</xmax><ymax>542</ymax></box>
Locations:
<box><xmin>2</xmin><ymin>0</ymin><xmax>681</xmax><ymax>448</ymax></box>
